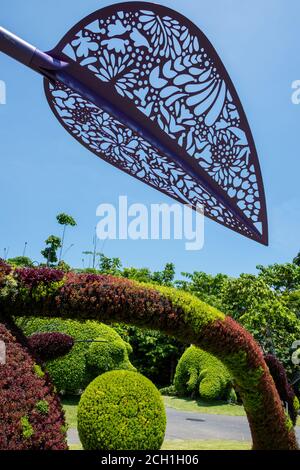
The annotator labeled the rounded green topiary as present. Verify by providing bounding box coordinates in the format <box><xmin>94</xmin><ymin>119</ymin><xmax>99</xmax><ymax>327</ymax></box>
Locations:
<box><xmin>174</xmin><ymin>345</ymin><xmax>236</xmax><ymax>401</ymax></box>
<box><xmin>17</xmin><ymin>318</ymin><xmax>135</xmax><ymax>394</ymax></box>
<box><xmin>77</xmin><ymin>370</ymin><xmax>166</xmax><ymax>450</ymax></box>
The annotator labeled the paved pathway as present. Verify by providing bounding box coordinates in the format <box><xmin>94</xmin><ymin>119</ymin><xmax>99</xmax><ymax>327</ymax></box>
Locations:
<box><xmin>165</xmin><ymin>408</ymin><xmax>251</xmax><ymax>441</ymax></box>
<box><xmin>68</xmin><ymin>407</ymin><xmax>300</xmax><ymax>445</ymax></box>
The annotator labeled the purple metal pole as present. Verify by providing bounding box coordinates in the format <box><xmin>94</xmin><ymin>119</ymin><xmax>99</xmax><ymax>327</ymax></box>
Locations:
<box><xmin>0</xmin><ymin>26</ymin><xmax>263</xmax><ymax>241</ymax></box>
<box><xmin>0</xmin><ymin>28</ymin><xmax>36</xmax><ymax>68</ymax></box>
<box><xmin>0</xmin><ymin>27</ymin><xmax>68</xmax><ymax>80</ymax></box>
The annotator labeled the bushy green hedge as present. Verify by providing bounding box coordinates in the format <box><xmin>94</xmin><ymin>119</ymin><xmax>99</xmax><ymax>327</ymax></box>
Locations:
<box><xmin>174</xmin><ymin>345</ymin><xmax>236</xmax><ymax>401</ymax></box>
<box><xmin>77</xmin><ymin>370</ymin><xmax>166</xmax><ymax>450</ymax></box>
<box><xmin>17</xmin><ymin>318</ymin><xmax>135</xmax><ymax>394</ymax></box>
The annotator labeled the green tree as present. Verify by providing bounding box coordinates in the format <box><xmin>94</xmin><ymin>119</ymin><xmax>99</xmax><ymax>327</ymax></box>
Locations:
<box><xmin>175</xmin><ymin>271</ymin><xmax>228</xmax><ymax>310</ymax></box>
<box><xmin>41</xmin><ymin>235</ymin><xmax>61</xmax><ymax>266</ymax></box>
<box><xmin>257</xmin><ymin>263</ymin><xmax>300</xmax><ymax>293</ymax></box>
<box><xmin>122</xmin><ymin>267</ymin><xmax>152</xmax><ymax>283</ymax></box>
<box><xmin>239</xmin><ymin>298</ymin><xmax>300</xmax><ymax>374</ymax></box>
<box><xmin>221</xmin><ymin>274</ymin><xmax>274</xmax><ymax>319</ymax></box>
<box><xmin>283</xmin><ymin>290</ymin><xmax>300</xmax><ymax>319</ymax></box>
<box><xmin>293</xmin><ymin>251</ymin><xmax>300</xmax><ymax>267</ymax></box>
<box><xmin>98</xmin><ymin>254</ymin><xmax>122</xmax><ymax>275</ymax></box>
<box><xmin>221</xmin><ymin>274</ymin><xmax>300</xmax><ymax>375</ymax></box>
<box><xmin>56</xmin><ymin>213</ymin><xmax>77</xmax><ymax>262</ymax></box>
<box><xmin>122</xmin><ymin>263</ymin><xmax>175</xmax><ymax>286</ymax></box>
<box><xmin>152</xmin><ymin>263</ymin><xmax>175</xmax><ymax>286</ymax></box>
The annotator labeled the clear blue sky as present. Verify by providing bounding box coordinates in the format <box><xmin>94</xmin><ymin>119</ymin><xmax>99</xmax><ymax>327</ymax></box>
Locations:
<box><xmin>0</xmin><ymin>0</ymin><xmax>300</xmax><ymax>277</ymax></box>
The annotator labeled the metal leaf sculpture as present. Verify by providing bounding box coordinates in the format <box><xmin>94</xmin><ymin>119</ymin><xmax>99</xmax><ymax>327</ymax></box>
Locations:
<box><xmin>0</xmin><ymin>2</ymin><xmax>268</xmax><ymax>244</ymax></box>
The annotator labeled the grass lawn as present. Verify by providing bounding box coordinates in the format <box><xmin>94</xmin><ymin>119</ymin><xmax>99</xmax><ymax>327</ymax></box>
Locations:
<box><xmin>62</xmin><ymin>396</ymin><xmax>80</xmax><ymax>428</ymax></box>
<box><xmin>162</xmin><ymin>440</ymin><xmax>251</xmax><ymax>450</ymax></box>
<box><xmin>69</xmin><ymin>440</ymin><xmax>251</xmax><ymax>451</ymax></box>
<box><xmin>163</xmin><ymin>396</ymin><xmax>246</xmax><ymax>416</ymax></box>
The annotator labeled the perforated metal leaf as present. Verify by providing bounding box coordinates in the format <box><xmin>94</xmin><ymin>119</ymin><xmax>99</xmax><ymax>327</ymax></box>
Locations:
<box><xmin>44</xmin><ymin>2</ymin><xmax>268</xmax><ymax>245</ymax></box>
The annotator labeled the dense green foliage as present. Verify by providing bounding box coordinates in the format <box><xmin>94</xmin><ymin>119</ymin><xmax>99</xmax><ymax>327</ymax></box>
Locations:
<box><xmin>257</xmin><ymin>263</ymin><xmax>300</xmax><ymax>293</ymax></box>
<box><xmin>17</xmin><ymin>318</ymin><xmax>135</xmax><ymax>394</ymax></box>
<box><xmin>221</xmin><ymin>274</ymin><xmax>300</xmax><ymax>376</ymax></box>
<box><xmin>77</xmin><ymin>371</ymin><xmax>166</xmax><ymax>450</ymax></box>
<box><xmin>10</xmin><ymin>248</ymin><xmax>300</xmax><ymax>391</ymax></box>
<box><xmin>98</xmin><ymin>255</ymin><xmax>175</xmax><ymax>287</ymax></box>
<box><xmin>175</xmin><ymin>271</ymin><xmax>228</xmax><ymax>310</ymax></box>
<box><xmin>174</xmin><ymin>346</ymin><xmax>236</xmax><ymax>401</ymax></box>
<box><xmin>115</xmin><ymin>325</ymin><xmax>185</xmax><ymax>386</ymax></box>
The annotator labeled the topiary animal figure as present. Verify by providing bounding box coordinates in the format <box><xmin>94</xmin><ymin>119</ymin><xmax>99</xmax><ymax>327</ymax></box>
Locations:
<box><xmin>174</xmin><ymin>345</ymin><xmax>236</xmax><ymax>401</ymax></box>
<box><xmin>77</xmin><ymin>370</ymin><xmax>166</xmax><ymax>450</ymax></box>
<box><xmin>18</xmin><ymin>317</ymin><xmax>135</xmax><ymax>394</ymax></box>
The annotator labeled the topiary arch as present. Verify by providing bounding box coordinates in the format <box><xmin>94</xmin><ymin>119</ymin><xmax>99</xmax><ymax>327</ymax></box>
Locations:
<box><xmin>0</xmin><ymin>264</ymin><xmax>298</xmax><ymax>450</ymax></box>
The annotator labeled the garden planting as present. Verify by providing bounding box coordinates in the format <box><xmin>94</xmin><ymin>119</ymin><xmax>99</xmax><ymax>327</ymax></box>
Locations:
<box><xmin>0</xmin><ymin>260</ymin><xmax>298</xmax><ymax>450</ymax></box>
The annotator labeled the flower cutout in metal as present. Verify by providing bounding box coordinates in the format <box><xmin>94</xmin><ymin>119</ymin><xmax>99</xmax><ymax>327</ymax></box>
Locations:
<box><xmin>0</xmin><ymin>2</ymin><xmax>268</xmax><ymax>244</ymax></box>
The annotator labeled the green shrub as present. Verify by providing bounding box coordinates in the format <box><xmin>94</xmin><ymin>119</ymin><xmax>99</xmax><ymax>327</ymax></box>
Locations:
<box><xmin>33</xmin><ymin>363</ymin><xmax>45</xmax><ymax>378</ymax></box>
<box><xmin>174</xmin><ymin>346</ymin><xmax>236</xmax><ymax>401</ymax></box>
<box><xmin>159</xmin><ymin>385</ymin><xmax>178</xmax><ymax>396</ymax></box>
<box><xmin>86</xmin><ymin>335</ymin><xmax>135</xmax><ymax>376</ymax></box>
<box><xmin>20</xmin><ymin>416</ymin><xmax>34</xmax><ymax>440</ymax></box>
<box><xmin>7</xmin><ymin>257</ymin><xmax>33</xmax><ymax>268</ymax></box>
<box><xmin>35</xmin><ymin>400</ymin><xmax>49</xmax><ymax>415</ymax></box>
<box><xmin>17</xmin><ymin>318</ymin><xmax>135</xmax><ymax>394</ymax></box>
<box><xmin>77</xmin><ymin>371</ymin><xmax>166</xmax><ymax>450</ymax></box>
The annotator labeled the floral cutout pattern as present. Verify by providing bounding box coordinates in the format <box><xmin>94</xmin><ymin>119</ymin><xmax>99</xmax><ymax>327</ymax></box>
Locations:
<box><xmin>45</xmin><ymin>3</ymin><xmax>267</xmax><ymax>243</ymax></box>
<box><xmin>47</xmin><ymin>85</ymin><xmax>254</xmax><ymax>238</ymax></box>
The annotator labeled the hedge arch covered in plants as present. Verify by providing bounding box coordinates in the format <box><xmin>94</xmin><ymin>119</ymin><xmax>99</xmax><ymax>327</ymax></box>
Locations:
<box><xmin>0</xmin><ymin>264</ymin><xmax>298</xmax><ymax>450</ymax></box>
